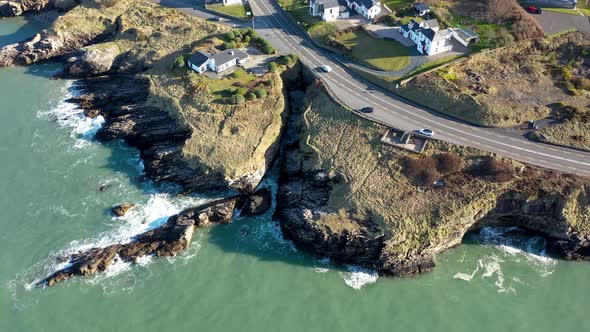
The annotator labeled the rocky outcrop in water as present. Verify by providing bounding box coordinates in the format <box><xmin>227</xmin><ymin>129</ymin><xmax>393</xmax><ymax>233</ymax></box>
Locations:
<box><xmin>38</xmin><ymin>193</ymin><xmax>273</xmax><ymax>286</ymax></box>
<box><xmin>111</xmin><ymin>203</ymin><xmax>135</xmax><ymax>217</ymax></box>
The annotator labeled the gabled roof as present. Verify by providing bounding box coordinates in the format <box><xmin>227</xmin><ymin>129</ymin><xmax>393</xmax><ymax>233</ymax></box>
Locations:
<box><xmin>188</xmin><ymin>51</ymin><xmax>211</xmax><ymax>67</ymax></box>
<box><xmin>423</xmin><ymin>19</ymin><xmax>439</xmax><ymax>29</ymax></box>
<box><xmin>414</xmin><ymin>3</ymin><xmax>430</xmax><ymax>12</ymax></box>
<box><xmin>210</xmin><ymin>48</ymin><xmax>249</xmax><ymax>65</ymax></box>
<box><xmin>322</xmin><ymin>0</ymin><xmax>340</xmax><ymax>9</ymax></box>
<box><xmin>350</xmin><ymin>0</ymin><xmax>380</xmax><ymax>9</ymax></box>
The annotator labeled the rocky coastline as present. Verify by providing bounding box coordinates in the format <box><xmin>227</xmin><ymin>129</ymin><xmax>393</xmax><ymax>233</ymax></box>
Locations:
<box><xmin>1</xmin><ymin>0</ymin><xmax>589</xmax><ymax>286</ymax></box>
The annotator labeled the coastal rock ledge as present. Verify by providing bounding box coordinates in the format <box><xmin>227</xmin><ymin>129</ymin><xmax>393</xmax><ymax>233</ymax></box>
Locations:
<box><xmin>39</xmin><ymin>192</ymin><xmax>270</xmax><ymax>287</ymax></box>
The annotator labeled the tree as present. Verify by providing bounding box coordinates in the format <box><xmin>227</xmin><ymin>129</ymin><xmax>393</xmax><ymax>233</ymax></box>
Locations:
<box><xmin>267</xmin><ymin>61</ymin><xmax>278</xmax><ymax>73</ymax></box>
<box><xmin>236</xmin><ymin>87</ymin><xmax>248</xmax><ymax>96</ymax></box>
<box><xmin>223</xmin><ymin>41</ymin><xmax>237</xmax><ymax>50</ymax></box>
<box><xmin>254</xmin><ymin>88</ymin><xmax>267</xmax><ymax>98</ymax></box>
<box><xmin>246</xmin><ymin>92</ymin><xmax>257</xmax><ymax>101</ymax></box>
<box><xmin>243</xmin><ymin>35</ymin><xmax>251</xmax><ymax>43</ymax></box>
<box><xmin>231</xmin><ymin>94</ymin><xmax>246</xmax><ymax>105</ymax></box>
<box><xmin>288</xmin><ymin>53</ymin><xmax>299</xmax><ymax>63</ymax></box>
<box><xmin>486</xmin><ymin>0</ymin><xmax>514</xmax><ymax>25</ymax></box>
<box><xmin>226</xmin><ymin>31</ymin><xmax>235</xmax><ymax>41</ymax></box>
<box><xmin>172</xmin><ymin>55</ymin><xmax>185</xmax><ymax>70</ymax></box>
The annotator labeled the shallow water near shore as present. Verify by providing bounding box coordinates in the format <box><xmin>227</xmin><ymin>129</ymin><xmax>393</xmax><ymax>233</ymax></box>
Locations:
<box><xmin>2</xmin><ymin>17</ymin><xmax>590</xmax><ymax>331</ymax></box>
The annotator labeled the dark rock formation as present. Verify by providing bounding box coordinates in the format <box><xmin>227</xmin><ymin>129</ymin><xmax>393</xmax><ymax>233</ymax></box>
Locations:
<box><xmin>111</xmin><ymin>203</ymin><xmax>135</xmax><ymax>217</ymax></box>
<box><xmin>38</xmin><ymin>197</ymin><xmax>237</xmax><ymax>287</ymax></box>
<box><xmin>237</xmin><ymin>187</ymin><xmax>272</xmax><ymax>217</ymax></box>
<box><xmin>0</xmin><ymin>0</ymin><xmax>79</xmax><ymax>17</ymax></box>
<box><xmin>67</xmin><ymin>75</ymin><xmax>230</xmax><ymax>192</ymax></box>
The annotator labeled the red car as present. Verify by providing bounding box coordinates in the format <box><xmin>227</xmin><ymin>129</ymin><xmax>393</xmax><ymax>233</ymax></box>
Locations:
<box><xmin>526</xmin><ymin>6</ymin><xmax>543</xmax><ymax>14</ymax></box>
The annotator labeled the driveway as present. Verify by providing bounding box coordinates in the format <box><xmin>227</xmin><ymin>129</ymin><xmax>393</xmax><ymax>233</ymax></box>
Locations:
<box><xmin>533</xmin><ymin>11</ymin><xmax>590</xmax><ymax>34</ymax></box>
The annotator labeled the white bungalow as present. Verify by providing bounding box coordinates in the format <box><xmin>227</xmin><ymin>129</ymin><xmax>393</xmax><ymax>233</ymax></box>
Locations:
<box><xmin>309</xmin><ymin>0</ymin><xmax>350</xmax><ymax>22</ymax></box>
<box><xmin>399</xmin><ymin>19</ymin><xmax>479</xmax><ymax>55</ymax></box>
<box><xmin>187</xmin><ymin>49</ymin><xmax>250</xmax><ymax>74</ymax></box>
<box><xmin>345</xmin><ymin>0</ymin><xmax>381</xmax><ymax>20</ymax></box>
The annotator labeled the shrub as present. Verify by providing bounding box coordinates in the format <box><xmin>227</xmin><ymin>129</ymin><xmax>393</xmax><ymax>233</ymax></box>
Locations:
<box><xmin>288</xmin><ymin>53</ymin><xmax>299</xmax><ymax>62</ymax></box>
<box><xmin>277</xmin><ymin>55</ymin><xmax>293</xmax><ymax>67</ymax></box>
<box><xmin>231</xmin><ymin>69</ymin><xmax>246</xmax><ymax>78</ymax></box>
<box><xmin>472</xmin><ymin>157</ymin><xmax>514</xmax><ymax>183</ymax></box>
<box><xmin>254</xmin><ymin>88</ymin><xmax>267</xmax><ymax>98</ymax></box>
<box><xmin>236</xmin><ymin>87</ymin><xmax>248</xmax><ymax>96</ymax></box>
<box><xmin>246</xmin><ymin>92</ymin><xmax>257</xmax><ymax>101</ymax></box>
<box><xmin>243</xmin><ymin>35</ymin><xmax>251</xmax><ymax>43</ymax></box>
<box><xmin>223</xmin><ymin>41</ymin><xmax>237</xmax><ymax>50</ymax></box>
<box><xmin>226</xmin><ymin>31</ymin><xmax>235</xmax><ymax>41</ymax></box>
<box><xmin>403</xmin><ymin>156</ymin><xmax>440</xmax><ymax>186</ymax></box>
<box><xmin>562</xmin><ymin>67</ymin><xmax>573</xmax><ymax>81</ymax></box>
<box><xmin>266</xmin><ymin>78</ymin><xmax>275</xmax><ymax>87</ymax></box>
<box><xmin>436</xmin><ymin>153</ymin><xmax>462</xmax><ymax>173</ymax></box>
<box><xmin>573</xmin><ymin>77</ymin><xmax>590</xmax><ymax>91</ymax></box>
<box><xmin>172</xmin><ymin>55</ymin><xmax>185</xmax><ymax>70</ymax></box>
<box><xmin>231</xmin><ymin>94</ymin><xmax>246</xmax><ymax>105</ymax></box>
<box><xmin>267</xmin><ymin>61</ymin><xmax>278</xmax><ymax>72</ymax></box>
<box><xmin>232</xmin><ymin>29</ymin><xmax>242</xmax><ymax>38</ymax></box>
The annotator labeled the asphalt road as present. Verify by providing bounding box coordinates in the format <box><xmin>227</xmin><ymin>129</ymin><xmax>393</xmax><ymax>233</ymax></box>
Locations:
<box><xmin>533</xmin><ymin>11</ymin><xmax>590</xmax><ymax>35</ymax></box>
<box><xmin>153</xmin><ymin>0</ymin><xmax>590</xmax><ymax>177</ymax></box>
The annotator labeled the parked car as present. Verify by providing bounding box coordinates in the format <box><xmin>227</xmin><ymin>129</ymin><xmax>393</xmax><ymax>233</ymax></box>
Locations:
<box><xmin>526</xmin><ymin>6</ymin><xmax>542</xmax><ymax>14</ymax></box>
<box><xmin>415</xmin><ymin>128</ymin><xmax>434</xmax><ymax>137</ymax></box>
<box><xmin>357</xmin><ymin>107</ymin><xmax>374</xmax><ymax>113</ymax></box>
<box><xmin>321</xmin><ymin>65</ymin><xmax>332</xmax><ymax>73</ymax></box>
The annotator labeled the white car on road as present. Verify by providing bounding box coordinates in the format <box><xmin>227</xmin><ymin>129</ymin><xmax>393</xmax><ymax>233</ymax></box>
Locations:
<box><xmin>321</xmin><ymin>65</ymin><xmax>332</xmax><ymax>73</ymax></box>
<box><xmin>416</xmin><ymin>128</ymin><xmax>435</xmax><ymax>137</ymax></box>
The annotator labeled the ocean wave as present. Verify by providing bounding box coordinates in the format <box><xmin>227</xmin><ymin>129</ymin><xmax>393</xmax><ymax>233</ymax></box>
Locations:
<box><xmin>21</xmin><ymin>193</ymin><xmax>207</xmax><ymax>290</ymax></box>
<box><xmin>37</xmin><ymin>81</ymin><xmax>104</xmax><ymax>148</ymax></box>
<box><xmin>453</xmin><ymin>226</ymin><xmax>557</xmax><ymax>293</ymax></box>
<box><xmin>339</xmin><ymin>265</ymin><xmax>378</xmax><ymax>290</ymax></box>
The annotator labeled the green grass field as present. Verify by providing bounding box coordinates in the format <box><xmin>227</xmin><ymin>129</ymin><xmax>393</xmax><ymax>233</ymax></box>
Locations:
<box><xmin>208</xmin><ymin>4</ymin><xmax>251</xmax><ymax>19</ymax></box>
<box><xmin>333</xmin><ymin>29</ymin><xmax>410</xmax><ymax>71</ymax></box>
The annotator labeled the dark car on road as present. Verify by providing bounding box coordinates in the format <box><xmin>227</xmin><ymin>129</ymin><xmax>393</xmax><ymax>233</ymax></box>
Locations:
<box><xmin>357</xmin><ymin>107</ymin><xmax>374</xmax><ymax>113</ymax></box>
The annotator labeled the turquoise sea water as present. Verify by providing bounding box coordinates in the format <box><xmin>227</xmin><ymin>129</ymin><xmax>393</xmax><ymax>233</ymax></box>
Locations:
<box><xmin>2</xmin><ymin>17</ymin><xmax>590</xmax><ymax>332</ymax></box>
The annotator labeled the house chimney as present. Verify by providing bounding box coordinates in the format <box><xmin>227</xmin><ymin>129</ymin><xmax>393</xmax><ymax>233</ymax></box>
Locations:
<box><xmin>230</xmin><ymin>51</ymin><xmax>234</xmax><ymax>55</ymax></box>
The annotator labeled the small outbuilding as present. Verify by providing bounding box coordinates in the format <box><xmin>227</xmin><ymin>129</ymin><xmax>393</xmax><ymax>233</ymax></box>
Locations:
<box><xmin>187</xmin><ymin>48</ymin><xmax>250</xmax><ymax>74</ymax></box>
<box><xmin>414</xmin><ymin>3</ymin><xmax>430</xmax><ymax>16</ymax></box>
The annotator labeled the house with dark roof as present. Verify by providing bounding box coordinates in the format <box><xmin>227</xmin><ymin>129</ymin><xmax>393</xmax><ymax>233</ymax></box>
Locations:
<box><xmin>309</xmin><ymin>0</ymin><xmax>350</xmax><ymax>21</ymax></box>
<box><xmin>345</xmin><ymin>0</ymin><xmax>381</xmax><ymax>19</ymax></box>
<box><xmin>413</xmin><ymin>3</ymin><xmax>430</xmax><ymax>16</ymax></box>
<box><xmin>399</xmin><ymin>19</ymin><xmax>478</xmax><ymax>55</ymax></box>
<box><xmin>187</xmin><ymin>49</ymin><xmax>250</xmax><ymax>74</ymax></box>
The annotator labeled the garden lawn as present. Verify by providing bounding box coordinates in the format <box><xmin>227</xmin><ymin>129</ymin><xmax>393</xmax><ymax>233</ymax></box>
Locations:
<box><xmin>334</xmin><ymin>29</ymin><xmax>410</xmax><ymax>71</ymax></box>
<box><xmin>277</xmin><ymin>0</ymin><xmax>320</xmax><ymax>27</ymax></box>
<box><xmin>382</xmin><ymin>0</ymin><xmax>412</xmax><ymax>11</ymax></box>
<box><xmin>208</xmin><ymin>4</ymin><xmax>251</xmax><ymax>19</ymax></box>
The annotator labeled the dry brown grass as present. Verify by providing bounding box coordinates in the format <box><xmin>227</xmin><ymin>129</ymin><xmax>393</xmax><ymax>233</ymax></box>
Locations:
<box><xmin>399</xmin><ymin>31</ymin><xmax>590</xmax><ymax>127</ymax></box>
<box><xmin>299</xmin><ymin>82</ymin><xmax>590</xmax><ymax>259</ymax></box>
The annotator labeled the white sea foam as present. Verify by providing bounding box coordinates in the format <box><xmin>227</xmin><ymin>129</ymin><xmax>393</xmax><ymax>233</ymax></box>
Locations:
<box><xmin>37</xmin><ymin>81</ymin><xmax>104</xmax><ymax>147</ymax></box>
<box><xmin>453</xmin><ymin>226</ymin><xmax>557</xmax><ymax>293</ymax></box>
<box><xmin>339</xmin><ymin>265</ymin><xmax>378</xmax><ymax>290</ymax></box>
<box><xmin>452</xmin><ymin>264</ymin><xmax>480</xmax><ymax>282</ymax></box>
<box><xmin>24</xmin><ymin>193</ymin><xmax>208</xmax><ymax>289</ymax></box>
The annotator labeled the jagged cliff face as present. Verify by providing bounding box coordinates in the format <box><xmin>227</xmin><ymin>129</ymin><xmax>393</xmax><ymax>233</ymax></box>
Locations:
<box><xmin>0</xmin><ymin>0</ymin><xmax>286</xmax><ymax>193</ymax></box>
<box><xmin>276</xmin><ymin>81</ymin><xmax>590</xmax><ymax>276</ymax></box>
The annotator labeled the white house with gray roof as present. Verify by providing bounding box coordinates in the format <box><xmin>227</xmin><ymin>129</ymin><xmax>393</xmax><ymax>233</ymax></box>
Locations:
<box><xmin>345</xmin><ymin>0</ymin><xmax>381</xmax><ymax>19</ymax></box>
<box><xmin>310</xmin><ymin>0</ymin><xmax>380</xmax><ymax>21</ymax></box>
<box><xmin>187</xmin><ymin>49</ymin><xmax>250</xmax><ymax>74</ymax></box>
<box><xmin>399</xmin><ymin>19</ymin><xmax>478</xmax><ymax>55</ymax></box>
<box><xmin>309</xmin><ymin>0</ymin><xmax>349</xmax><ymax>21</ymax></box>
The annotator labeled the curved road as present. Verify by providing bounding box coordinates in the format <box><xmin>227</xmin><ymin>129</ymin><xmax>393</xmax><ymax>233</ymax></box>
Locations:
<box><xmin>154</xmin><ymin>0</ymin><xmax>590</xmax><ymax>177</ymax></box>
